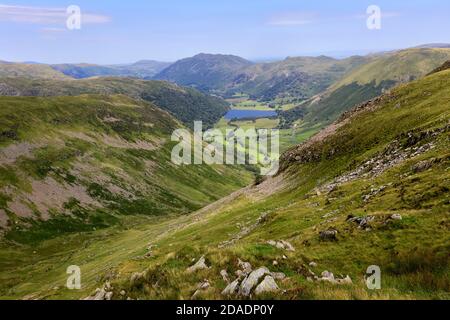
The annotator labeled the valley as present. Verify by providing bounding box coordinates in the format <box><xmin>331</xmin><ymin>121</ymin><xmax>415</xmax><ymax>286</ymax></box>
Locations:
<box><xmin>0</xmin><ymin>45</ymin><xmax>449</xmax><ymax>301</ymax></box>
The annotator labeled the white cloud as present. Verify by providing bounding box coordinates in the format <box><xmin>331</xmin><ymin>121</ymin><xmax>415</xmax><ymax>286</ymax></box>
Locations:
<box><xmin>0</xmin><ymin>4</ymin><xmax>110</xmax><ymax>25</ymax></box>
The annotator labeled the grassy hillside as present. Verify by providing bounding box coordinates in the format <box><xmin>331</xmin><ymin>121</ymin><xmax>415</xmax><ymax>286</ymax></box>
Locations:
<box><xmin>155</xmin><ymin>53</ymin><xmax>253</xmax><ymax>92</ymax></box>
<box><xmin>1</xmin><ymin>66</ymin><xmax>448</xmax><ymax>300</ymax></box>
<box><xmin>51</xmin><ymin>61</ymin><xmax>171</xmax><ymax>79</ymax></box>
<box><xmin>280</xmin><ymin>48</ymin><xmax>450</xmax><ymax>130</ymax></box>
<box><xmin>0</xmin><ymin>94</ymin><xmax>252</xmax><ymax>245</ymax></box>
<box><xmin>0</xmin><ymin>63</ymin><xmax>70</xmax><ymax>80</ymax></box>
<box><xmin>0</xmin><ymin>77</ymin><xmax>229</xmax><ymax>128</ymax></box>
<box><xmin>229</xmin><ymin>55</ymin><xmax>368</xmax><ymax>101</ymax></box>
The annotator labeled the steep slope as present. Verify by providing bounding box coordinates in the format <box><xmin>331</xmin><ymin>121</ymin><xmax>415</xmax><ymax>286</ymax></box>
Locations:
<box><xmin>51</xmin><ymin>61</ymin><xmax>171</xmax><ymax>79</ymax></box>
<box><xmin>0</xmin><ymin>77</ymin><xmax>229</xmax><ymax>128</ymax></box>
<box><xmin>281</xmin><ymin>48</ymin><xmax>450</xmax><ymax>129</ymax></box>
<box><xmin>2</xmin><ymin>66</ymin><xmax>448</xmax><ymax>300</ymax></box>
<box><xmin>0</xmin><ymin>62</ymin><xmax>71</xmax><ymax>80</ymax></box>
<box><xmin>0</xmin><ymin>94</ymin><xmax>252</xmax><ymax>244</ymax></box>
<box><xmin>228</xmin><ymin>55</ymin><xmax>368</xmax><ymax>101</ymax></box>
<box><xmin>154</xmin><ymin>53</ymin><xmax>253</xmax><ymax>92</ymax></box>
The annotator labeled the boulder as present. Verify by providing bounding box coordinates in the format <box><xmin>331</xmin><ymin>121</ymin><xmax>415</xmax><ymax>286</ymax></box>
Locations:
<box><xmin>220</xmin><ymin>269</ymin><xmax>230</xmax><ymax>283</ymax></box>
<box><xmin>237</xmin><ymin>258</ymin><xmax>252</xmax><ymax>273</ymax></box>
<box><xmin>319</xmin><ymin>229</ymin><xmax>338</xmax><ymax>241</ymax></box>
<box><xmin>221</xmin><ymin>278</ymin><xmax>240</xmax><ymax>296</ymax></box>
<box><xmin>187</xmin><ymin>256</ymin><xmax>209</xmax><ymax>273</ymax></box>
<box><xmin>130</xmin><ymin>271</ymin><xmax>146</xmax><ymax>287</ymax></box>
<box><xmin>239</xmin><ymin>267</ymin><xmax>270</xmax><ymax>296</ymax></box>
<box><xmin>254</xmin><ymin>276</ymin><xmax>279</xmax><ymax>295</ymax></box>
<box><xmin>390</xmin><ymin>213</ymin><xmax>402</xmax><ymax>220</ymax></box>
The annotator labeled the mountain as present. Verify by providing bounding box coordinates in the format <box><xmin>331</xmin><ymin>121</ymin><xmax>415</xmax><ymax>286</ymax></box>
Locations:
<box><xmin>0</xmin><ymin>62</ymin><xmax>70</xmax><ymax>80</ymax></box>
<box><xmin>413</xmin><ymin>43</ymin><xmax>450</xmax><ymax>49</ymax></box>
<box><xmin>0</xmin><ymin>77</ymin><xmax>229</xmax><ymax>128</ymax></box>
<box><xmin>50</xmin><ymin>60</ymin><xmax>171</xmax><ymax>79</ymax></box>
<box><xmin>280</xmin><ymin>48</ymin><xmax>450</xmax><ymax>129</ymax></box>
<box><xmin>0</xmin><ymin>94</ymin><xmax>252</xmax><ymax>245</ymax></box>
<box><xmin>110</xmin><ymin>60</ymin><xmax>172</xmax><ymax>79</ymax></box>
<box><xmin>154</xmin><ymin>53</ymin><xmax>368</xmax><ymax>102</ymax></box>
<box><xmin>227</xmin><ymin>55</ymin><xmax>368</xmax><ymax>101</ymax></box>
<box><xmin>154</xmin><ymin>53</ymin><xmax>254</xmax><ymax>92</ymax></box>
<box><xmin>2</xmin><ymin>63</ymin><xmax>448</xmax><ymax>300</ymax></box>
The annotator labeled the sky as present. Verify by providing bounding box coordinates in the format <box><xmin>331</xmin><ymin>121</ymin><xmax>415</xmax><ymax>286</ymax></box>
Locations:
<box><xmin>1</xmin><ymin>0</ymin><xmax>449</xmax><ymax>64</ymax></box>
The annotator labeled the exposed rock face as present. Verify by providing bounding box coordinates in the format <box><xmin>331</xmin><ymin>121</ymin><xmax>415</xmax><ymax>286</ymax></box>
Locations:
<box><xmin>187</xmin><ymin>256</ymin><xmax>209</xmax><ymax>273</ymax></box>
<box><xmin>254</xmin><ymin>276</ymin><xmax>279</xmax><ymax>295</ymax></box>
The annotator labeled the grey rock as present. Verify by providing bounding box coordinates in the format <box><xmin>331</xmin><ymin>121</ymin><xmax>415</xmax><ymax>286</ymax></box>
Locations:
<box><xmin>187</xmin><ymin>256</ymin><xmax>209</xmax><ymax>273</ymax></box>
<box><xmin>221</xmin><ymin>278</ymin><xmax>240</xmax><ymax>296</ymax></box>
<box><xmin>239</xmin><ymin>267</ymin><xmax>270</xmax><ymax>296</ymax></box>
<box><xmin>390</xmin><ymin>213</ymin><xmax>402</xmax><ymax>220</ymax></box>
<box><xmin>319</xmin><ymin>229</ymin><xmax>338</xmax><ymax>241</ymax></box>
<box><xmin>220</xmin><ymin>269</ymin><xmax>230</xmax><ymax>283</ymax></box>
<box><xmin>255</xmin><ymin>276</ymin><xmax>279</xmax><ymax>295</ymax></box>
<box><xmin>271</xmin><ymin>272</ymin><xmax>286</xmax><ymax>280</ymax></box>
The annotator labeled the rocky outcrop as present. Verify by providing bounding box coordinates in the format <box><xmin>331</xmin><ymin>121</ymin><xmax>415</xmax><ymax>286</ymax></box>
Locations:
<box><xmin>221</xmin><ymin>259</ymin><xmax>284</xmax><ymax>297</ymax></box>
<box><xmin>254</xmin><ymin>276</ymin><xmax>279</xmax><ymax>295</ymax></box>
<box><xmin>84</xmin><ymin>281</ymin><xmax>114</xmax><ymax>300</ymax></box>
<box><xmin>187</xmin><ymin>256</ymin><xmax>209</xmax><ymax>273</ymax></box>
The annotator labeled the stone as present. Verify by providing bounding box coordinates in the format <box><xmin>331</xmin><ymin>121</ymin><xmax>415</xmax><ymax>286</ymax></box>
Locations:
<box><xmin>105</xmin><ymin>291</ymin><xmax>113</xmax><ymax>300</ymax></box>
<box><xmin>319</xmin><ymin>229</ymin><xmax>338</xmax><ymax>241</ymax></box>
<box><xmin>390</xmin><ymin>213</ymin><xmax>402</xmax><ymax>220</ymax></box>
<box><xmin>309</xmin><ymin>261</ymin><xmax>318</xmax><ymax>267</ymax></box>
<box><xmin>237</xmin><ymin>258</ymin><xmax>252</xmax><ymax>274</ymax></box>
<box><xmin>221</xmin><ymin>278</ymin><xmax>240</xmax><ymax>296</ymax></box>
<box><xmin>130</xmin><ymin>271</ymin><xmax>145</xmax><ymax>287</ymax></box>
<box><xmin>187</xmin><ymin>256</ymin><xmax>209</xmax><ymax>273</ymax></box>
<box><xmin>239</xmin><ymin>267</ymin><xmax>270</xmax><ymax>296</ymax></box>
<box><xmin>271</xmin><ymin>272</ymin><xmax>286</xmax><ymax>280</ymax></box>
<box><xmin>254</xmin><ymin>276</ymin><xmax>279</xmax><ymax>295</ymax></box>
<box><xmin>120</xmin><ymin>290</ymin><xmax>126</xmax><ymax>296</ymax></box>
<box><xmin>220</xmin><ymin>269</ymin><xmax>229</xmax><ymax>283</ymax></box>
<box><xmin>337</xmin><ymin>275</ymin><xmax>353</xmax><ymax>285</ymax></box>
<box><xmin>272</xmin><ymin>260</ymin><xmax>278</xmax><ymax>266</ymax></box>
<box><xmin>84</xmin><ymin>288</ymin><xmax>106</xmax><ymax>300</ymax></box>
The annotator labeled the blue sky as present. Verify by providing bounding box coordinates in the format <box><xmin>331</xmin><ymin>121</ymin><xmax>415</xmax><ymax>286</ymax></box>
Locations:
<box><xmin>1</xmin><ymin>0</ymin><xmax>449</xmax><ymax>63</ymax></box>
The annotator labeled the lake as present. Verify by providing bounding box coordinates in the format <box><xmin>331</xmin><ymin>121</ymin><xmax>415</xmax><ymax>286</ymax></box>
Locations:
<box><xmin>224</xmin><ymin>109</ymin><xmax>277</xmax><ymax>120</ymax></box>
